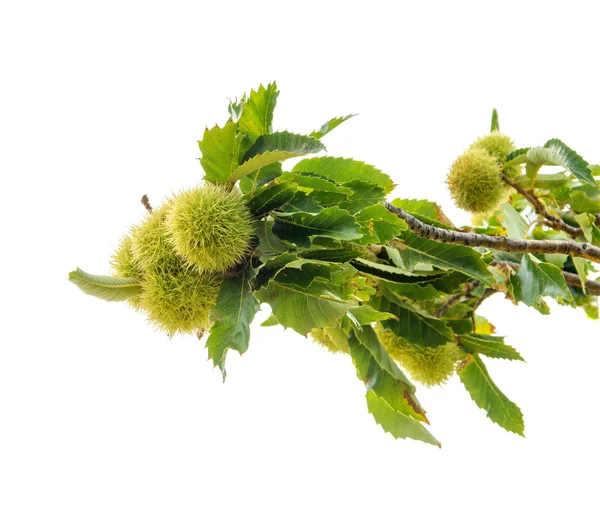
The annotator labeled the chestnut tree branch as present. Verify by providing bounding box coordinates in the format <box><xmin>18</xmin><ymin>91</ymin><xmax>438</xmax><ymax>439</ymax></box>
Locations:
<box><xmin>382</xmin><ymin>201</ymin><xmax>600</xmax><ymax>265</ymax></box>
<box><xmin>471</xmin><ymin>288</ymin><xmax>499</xmax><ymax>312</ymax></box>
<box><xmin>435</xmin><ymin>281</ymin><xmax>478</xmax><ymax>317</ymax></box>
<box><xmin>492</xmin><ymin>259</ymin><xmax>600</xmax><ymax>296</ymax></box>
<box><xmin>499</xmin><ymin>173</ymin><xmax>583</xmax><ymax>238</ymax></box>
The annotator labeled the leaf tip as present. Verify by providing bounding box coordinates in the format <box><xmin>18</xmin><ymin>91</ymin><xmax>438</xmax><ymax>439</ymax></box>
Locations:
<box><xmin>491</xmin><ymin>108</ymin><xmax>500</xmax><ymax>132</ymax></box>
<box><xmin>209</xmin><ymin>355</ymin><xmax>227</xmax><ymax>382</ymax></box>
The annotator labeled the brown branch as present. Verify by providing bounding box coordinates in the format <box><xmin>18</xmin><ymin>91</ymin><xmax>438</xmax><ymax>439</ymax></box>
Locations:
<box><xmin>471</xmin><ymin>288</ymin><xmax>499</xmax><ymax>312</ymax></box>
<box><xmin>435</xmin><ymin>281</ymin><xmax>478</xmax><ymax>317</ymax></box>
<box><xmin>595</xmin><ymin>214</ymin><xmax>600</xmax><ymax>228</ymax></box>
<box><xmin>499</xmin><ymin>173</ymin><xmax>583</xmax><ymax>237</ymax></box>
<box><xmin>492</xmin><ymin>259</ymin><xmax>600</xmax><ymax>296</ymax></box>
<box><xmin>141</xmin><ymin>194</ymin><xmax>153</xmax><ymax>213</ymax></box>
<box><xmin>383</xmin><ymin>202</ymin><xmax>600</xmax><ymax>265</ymax></box>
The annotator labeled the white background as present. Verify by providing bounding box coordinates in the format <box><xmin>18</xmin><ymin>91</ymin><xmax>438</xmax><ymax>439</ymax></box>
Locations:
<box><xmin>1</xmin><ymin>1</ymin><xmax>599</xmax><ymax>527</ymax></box>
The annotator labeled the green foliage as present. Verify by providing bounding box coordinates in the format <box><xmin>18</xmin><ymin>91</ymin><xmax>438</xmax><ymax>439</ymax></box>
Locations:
<box><xmin>293</xmin><ymin>156</ymin><xmax>395</xmax><ymax>193</ymax></box>
<box><xmin>378</xmin><ymin>294</ymin><xmax>454</xmax><ymax>348</ymax></box>
<box><xmin>542</xmin><ymin>139</ymin><xmax>594</xmax><ymax>186</ymax></box>
<box><xmin>309</xmin><ymin>114</ymin><xmax>356</xmax><ymax>139</ymax></box>
<box><xmin>458</xmin><ymin>354</ymin><xmax>524</xmax><ymax>436</ymax></box>
<box><xmin>70</xmin><ymin>85</ymin><xmax>599</xmax><ymax>447</ymax></box>
<box><xmin>388</xmin><ymin>226</ymin><xmax>493</xmax><ymax>284</ymax></box>
<box><xmin>509</xmin><ymin>138</ymin><xmax>596</xmax><ymax>187</ymax></box>
<box><xmin>206</xmin><ymin>268</ymin><xmax>260</xmax><ymax>377</ymax></box>
<box><xmin>571</xmin><ymin>187</ymin><xmax>600</xmax><ymax>214</ymax></box>
<box><xmin>446</xmin><ymin>147</ymin><xmax>506</xmax><ymax>213</ymax></box>
<box><xmin>232</xmin><ymin>132</ymin><xmax>324</xmax><ymax>179</ymax></box>
<box><xmin>237</xmin><ymin>82</ymin><xmax>279</xmax><ymax>141</ymax></box>
<box><xmin>490</xmin><ymin>108</ymin><xmax>500</xmax><ymax>132</ymax></box>
<box><xmin>256</xmin><ymin>264</ymin><xmax>356</xmax><ymax>336</ymax></box>
<box><xmin>239</xmin><ymin>162</ymin><xmax>283</xmax><ymax>195</ymax></box>
<box><xmin>272</xmin><ymin>206</ymin><xmax>362</xmax><ymax>247</ymax></box>
<box><xmin>500</xmin><ymin>203</ymin><xmax>527</xmax><ymax>239</ymax></box>
<box><xmin>348</xmin><ymin>327</ymin><xmax>441</xmax><ymax>446</ymax></box>
<box><xmin>246</xmin><ymin>181</ymin><xmax>297</xmax><ymax>216</ymax></box>
<box><xmin>510</xmin><ymin>255</ymin><xmax>574</xmax><ymax>306</ymax></box>
<box><xmin>198</xmin><ymin>121</ymin><xmax>239</xmax><ymax>185</ymax></box>
<box><xmin>354</xmin><ymin>204</ymin><xmax>408</xmax><ymax>244</ymax></box>
<box><xmin>457</xmin><ymin>334</ymin><xmax>524</xmax><ymax>361</ymax></box>
<box><xmin>69</xmin><ymin>268</ymin><xmax>143</xmax><ymax>302</ymax></box>
<box><xmin>366</xmin><ymin>391</ymin><xmax>441</xmax><ymax>447</ymax></box>
<box><xmin>391</xmin><ymin>197</ymin><xmax>453</xmax><ymax>224</ymax></box>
